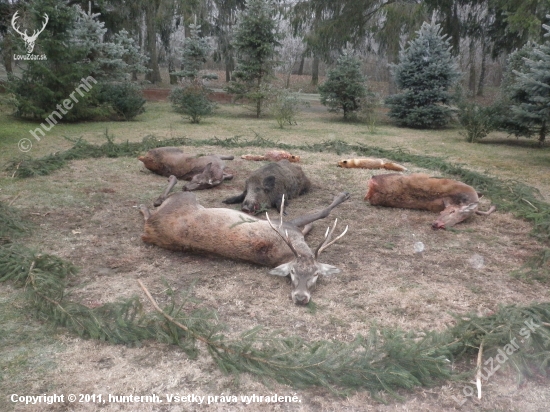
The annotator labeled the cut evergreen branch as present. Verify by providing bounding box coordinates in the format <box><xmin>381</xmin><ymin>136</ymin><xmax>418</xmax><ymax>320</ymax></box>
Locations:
<box><xmin>5</xmin><ymin>130</ymin><xmax>188</xmax><ymax>178</ymax></box>
<box><xmin>5</xmin><ymin>132</ymin><xmax>550</xmax><ymax>246</ymax></box>
<box><xmin>0</xmin><ymin>201</ymin><xmax>30</xmax><ymax>243</ymax></box>
<box><xmin>0</xmin><ymin>200</ymin><xmax>549</xmax><ymax>396</ymax></box>
<box><xmin>1</xmin><ymin>239</ymin><xmax>548</xmax><ymax>396</ymax></box>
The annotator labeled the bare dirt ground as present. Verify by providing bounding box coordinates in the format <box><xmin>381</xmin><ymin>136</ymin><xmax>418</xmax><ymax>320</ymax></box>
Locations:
<box><xmin>2</xmin><ymin>145</ymin><xmax>549</xmax><ymax>411</ymax></box>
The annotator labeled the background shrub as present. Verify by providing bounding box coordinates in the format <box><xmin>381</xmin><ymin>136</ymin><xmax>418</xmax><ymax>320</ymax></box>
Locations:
<box><xmin>269</xmin><ymin>90</ymin><xmax>307</xmax><ymax>128</ymax></box>
<box><xmin>99</xmin><ymin>82</ymin><xmax>146</xmax><ymax>121</ymax></box>
<box><xmin>169</xmin><ymin>82</ymin><xmax>216</xmax><ymax>123</ymax></box>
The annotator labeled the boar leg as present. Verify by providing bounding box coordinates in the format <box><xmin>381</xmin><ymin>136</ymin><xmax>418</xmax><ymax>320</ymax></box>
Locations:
<box><xmin>153</xmin><ymin>175</ymin><xmax>179</xmax><ymax>207</ymax></box>
<box><xmin>289</xmin><ymin>192</ymin><xmax>350</xmax><ymax>228</ymax></box>
<box><xmin>222</xmin><ymin>191</ymin><xmax>246</xmax><ymax>204</ymax></box>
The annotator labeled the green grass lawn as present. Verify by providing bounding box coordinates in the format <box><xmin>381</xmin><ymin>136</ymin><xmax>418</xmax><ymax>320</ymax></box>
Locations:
<box><xmin>1</xmin><ymin>100</ymin><xmax>549</xmax><ymax>196</ymax></box>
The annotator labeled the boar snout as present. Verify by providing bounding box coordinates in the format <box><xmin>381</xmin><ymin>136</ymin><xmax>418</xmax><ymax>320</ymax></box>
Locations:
<box><xmin>242</xmin><ymin>201</ymin><xmax>260</xmax><ymax>214</ymax></box>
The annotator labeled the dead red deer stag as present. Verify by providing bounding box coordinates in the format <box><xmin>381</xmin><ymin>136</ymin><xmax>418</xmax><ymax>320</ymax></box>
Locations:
<box><xmin>140</xmin><ymin>176</ymin><xmax>350</xmax><ymax>304</ymax></box>
<box><xmin>138</xmin><ymin>147</ymin><xmax>234</xmax><ymax>193</ymax></box>
<box><xmin>364</xmin><ymin>173</ymin><xmax>496</xmax><ymax>229</ymax></box>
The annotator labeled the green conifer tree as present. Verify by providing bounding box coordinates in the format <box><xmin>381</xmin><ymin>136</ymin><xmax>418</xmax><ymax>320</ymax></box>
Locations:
<box><xmin>8</xmin><ymin>1</ymin><xmax>146</xmax><ymax>121</ymax></box>
<box><xmin>385</xmin><ymin>21</ymin><xmax>461</xmax><ymax>128</ymax></box>
<box><xmin>169</xmin><ymin>23</ymin><xmax>216</xmax><ymax>123</ymax></box>
<box><xmin>505</xmin><ymin>24</ymin><xmax>550</xmax><ymax>145</ymax></box>
<box><xmin>225</xmin><ymin>0</ymin><xmax>280</xmax><ymax>117</ymax></box>
<box><xmin>318</xmin><ymin>54</ymin><xmax>367</xmax><ymax>119</ymax></box>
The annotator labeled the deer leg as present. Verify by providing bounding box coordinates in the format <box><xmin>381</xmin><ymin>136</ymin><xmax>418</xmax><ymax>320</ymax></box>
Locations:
<box><xmin>222</xmin><ymin>173</ymin><xmax>234</xmax><ymax>181</ymax></box>
<box><xmin>301</xmin><ymin>223</ymin><xmax>313</xmax><ymax>236</ymax></box>
<box><xmin>153</xmin><ymin>175</ymin><xmax>178</xmax><ymax>207</ymax></box>
<box><xmin>139</xmin><ymin>204</ymin><xmax>151</xmax><ymax>221</ymax></box>
<box><xmin>475</xmin><ymin>205</ymin><xmax>496</xmax><ymax>216</ymax></box>
<box><xmin>289</xmin><ymin>192</ymin><xmax>350</xmax><ymax>227</ymax></box>
<box><xmin>219</xmin><ymin>155</ymin><xmax>235</xmax><ymax>160</ymax></box>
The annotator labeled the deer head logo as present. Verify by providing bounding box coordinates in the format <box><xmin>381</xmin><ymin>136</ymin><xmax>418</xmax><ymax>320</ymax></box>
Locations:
<box><xmin>11</xmin><ymin>11</ymin><xmax>49</xmax><ymax>54</ymax></box>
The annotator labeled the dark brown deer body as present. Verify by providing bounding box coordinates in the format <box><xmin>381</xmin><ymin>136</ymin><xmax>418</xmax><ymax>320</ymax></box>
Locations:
<box><xmin>138</xmin><ymin>147</ymin><xmax>233</xmax><ymax>191</ymax></box>
<box><xmin>141</xmin><ymin>177</ymin><xmax>349</xmax><ymax>304</ymax></box>
<box><xmin>365</xmin><ymin>173</ymin><xmax>495</xmax><ymax>229</ymax></box>
<box><xmin>223</xmin><ymin>160</ymin><xmax>311</xmax><ymax>213</ymax></box>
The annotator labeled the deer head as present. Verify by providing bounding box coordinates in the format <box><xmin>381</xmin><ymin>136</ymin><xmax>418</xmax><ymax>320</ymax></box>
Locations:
<box><xmin>182</xmin><ymin>163</ymin><xmax>221</xmax><ymax>191</ymax></box>
<box><xmin>266</xmin><ymin>195</ymin><xmax>348</xmax><ymax>305</ymax></box>
<box><xmin>12</xmin><ymin>11</ymin><xmax>49</xmax><ymax>54</ymax></box>
<box><xmin>432</xmin><ymin>201</ymin><xmax>479</xmax><ymax>230</ymax></box>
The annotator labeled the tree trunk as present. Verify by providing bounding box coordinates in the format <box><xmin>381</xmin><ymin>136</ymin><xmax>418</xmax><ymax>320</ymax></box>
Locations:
<box><xmin>311</xmin><ymin>56</ymin><xmax>319</xmax><ymax>86</ymax></box>
<box><xmin>256</xmin><ymin>77</ymin><xmax>262</xmax><ymax>117</ymax></box>
<box><xmin>539</xmin><ymin>121</ymin><xmax>546</xmax><ymax>146</ymax></box>
<box><xmin>477</xmin><ymin>37</ymin><xmax>488</xmax><ymax>97</ymax></box>
<box><xmin>1</xmin><ymin>37</ymin><xmax>13</xmax><ymax>74</ymax></box>
<box><xmin>145</xmin><ymin>2</ymin><xmax>162</xmax><ymax>84</ymax></box>
<box><xmin>168</xmin><ymin>60</ymin><xmax>178</xmax><ymax>84</ymax></box>
<box><xmin>297</xmin><ymin>55</ymin><xmax>305</xmax><ymax>75</ymax></box>
<box><xmin>468</xmin><ymin>38</ymin><xmax>476</xmax><ymax>95</ymax></box>
<box><xmin>225</xmin><ymin>56</ymin><xmax>234</xmax><ymax>82</ymax></box>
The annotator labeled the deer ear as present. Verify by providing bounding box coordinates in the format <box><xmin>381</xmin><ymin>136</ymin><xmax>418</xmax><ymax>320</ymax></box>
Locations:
<box><xmin>462</xmin><ymin>202</ymin><xmax>479</xmax><ymax>213</ymax></box>
<box><xmin>316</xmin><ymin>263</ymin><xmax>340</xmax><ymax>276</ymax></box>
<box><xmin>269</xmin><ymin>262</ymin><xmax>292</xmax><ymax>276</ymax></box>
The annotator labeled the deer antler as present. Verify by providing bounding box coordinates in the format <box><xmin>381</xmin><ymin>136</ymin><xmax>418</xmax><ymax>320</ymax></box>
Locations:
<box><xmin>314</xmin><ymin>218</ymin><xmax>348</xmax><ymax>258</ymax></box>
<box><xmin>265</xmin><ymin>195</ymin><xmax>300</xmax><ymax>257</ymax></box>
<box><xmin>11</xmin><ymin>11</ymin><xmax>27</xmax><ymax>38</ymax></box>
<box><xmin>30</xmin><ymin>13</ymin><xmax>48</xmax><ymax>40</ymax></box>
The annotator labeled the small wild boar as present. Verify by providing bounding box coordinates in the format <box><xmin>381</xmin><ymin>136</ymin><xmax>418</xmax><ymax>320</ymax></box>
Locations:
<box><xmin>365</xmin><ymin>173</ymin><xmax>495</xmax><ymax>229</ymax></box>
<box><xmin>223</xmin><ymin>160</ymin><xmax>311</xmax><ymax>213</ymax></box>
<box><xmin>138</xmin><ymin>147</ymin><xmax>233</xmax><ymax>191</ymax></box>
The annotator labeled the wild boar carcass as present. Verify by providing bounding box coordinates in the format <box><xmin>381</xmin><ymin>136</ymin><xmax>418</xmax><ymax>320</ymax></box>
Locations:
<box><xmin>223</xmin><ymin>159</ymin><xmax>311</xmax><ymax>213</ymax></box>
<box><xmin>140</xmin><ymin>175</ymin><xmax>350</xmax><ymax>305</ymax></box>
<box><xmin>138</xmin><ymin>147</ymin><xmax>233</xmax><ymax>191</ymax></box>
<box><xmin>364</xmin><ymin>173</ymin><xmax>495</xmax><ymax>229</ymax></box>
<box><xmin>338</xmin><ymin>158</ymin><xmax>407</xmax><ymax>172</ymax></box>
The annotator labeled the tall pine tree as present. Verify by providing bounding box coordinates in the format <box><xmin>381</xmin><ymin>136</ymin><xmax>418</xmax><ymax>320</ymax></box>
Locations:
<box><xmin>385</xmin><ymin>21</ymin><xmax>461</xmax><ymax>129</ymax></box>
<box><xmin>225</xmin><ymin>0</ymin><xmax>280</xmax><ymax>117</ymax></box>
<box><xmin>169</xmin><ymin>23</ymin><xmax>216</xmax><ymax>124</ymax></box>
<box><xmin>506</xmin><ymin>23</ymin><xmax>550</xmax><ymax>145</ymax></box>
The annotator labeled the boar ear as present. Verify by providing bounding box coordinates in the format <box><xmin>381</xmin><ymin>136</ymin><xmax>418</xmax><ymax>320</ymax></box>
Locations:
<box><xmin>269</xmin><ymin>262</ymin><xmax>292</xmax><ymax>276</ymax></box>
<box><xmin>262</xmin><ymin>175</ymin><xmax>276</xmax><ymax>192</ymax></box>
<box><xmin>316</xmin><ymin>263</ymin><xmax>340</xmax><ymax>276</ymax></box>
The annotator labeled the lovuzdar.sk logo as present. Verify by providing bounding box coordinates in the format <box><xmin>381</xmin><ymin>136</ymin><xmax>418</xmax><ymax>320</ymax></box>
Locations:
<box><xmin>11</xmin><ymin>11</ymin><xmax>48</xmax><ymax>59</ymax></box>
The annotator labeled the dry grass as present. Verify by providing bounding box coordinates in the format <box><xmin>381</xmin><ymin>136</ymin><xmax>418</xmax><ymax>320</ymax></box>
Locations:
<box><xmin>1</xmin><ymin>101</ymin><xmax>550</xmax><ymax>411</ymax></box>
